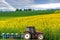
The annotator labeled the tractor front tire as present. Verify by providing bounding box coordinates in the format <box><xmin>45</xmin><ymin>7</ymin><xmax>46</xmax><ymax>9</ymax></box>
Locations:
<box><xmin>38</xmin><ymin>34</ymin><xmax>44</xmax><ymax>40</ymax></box>
<box><xmin>24</xmin><ymin>33</ymin><xmax>31</xmax><ymax>39</ymax></box>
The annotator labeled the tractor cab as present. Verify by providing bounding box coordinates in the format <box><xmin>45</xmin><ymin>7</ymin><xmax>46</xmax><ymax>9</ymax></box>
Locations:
<box><xmin>26</xmin><ymin>26</ymin><xmax>36</xmax><ymax>34</ymax></box>
<box><xmin>24</xmin><ymin>26</ymin><xmax>44</xmax><ymax>40</ymax></box>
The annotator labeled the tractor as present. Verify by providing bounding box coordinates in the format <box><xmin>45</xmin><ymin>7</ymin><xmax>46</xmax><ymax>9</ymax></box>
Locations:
<box><xmin>24</xmin><ymin>26</ymin><xmax>44</xmax><ymax>40</ymax></box>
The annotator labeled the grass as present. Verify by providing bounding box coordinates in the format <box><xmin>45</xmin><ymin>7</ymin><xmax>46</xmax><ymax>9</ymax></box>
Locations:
<box><xmin>0</xmin><ymin>13</ymin><xmax>60</xmax><ymax>40</ymax></box>
<box><xmin>0</xmin><ymin>10</ymin><xmax>60</xmax><ymax>40</ymax></box>
<box><xmin>0</xmin><ymin>10</ymin><xmax>55</xmax><ymax>17</ymax></box>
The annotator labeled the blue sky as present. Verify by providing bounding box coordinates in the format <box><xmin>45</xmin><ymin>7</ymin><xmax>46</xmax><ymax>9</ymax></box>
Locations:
<box><xmin>6</xmin><ymin>0</ymin><xmax>49</xmax><ymax>7</ymax></box>
<box><xmin>35</xmin><ymin>0</ymin><xmax>49</xmax><ymax>4</ymax></box>
<box><xmin>35</xmin><ymin>0</ymin><xmax>60</xmax><ymax>4</ymax></box>
<box><xmin>0</xmin><ymin>0</ymin><xmax>60</xmax><ymax>11</ymax></box>
<box><xmin>6</xmin><ymin>0</ymin><xmax>60</xmax><ymax>8</ymax></box>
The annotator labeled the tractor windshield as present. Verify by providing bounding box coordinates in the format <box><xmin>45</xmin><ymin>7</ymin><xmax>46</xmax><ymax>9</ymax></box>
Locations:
<box><xmin>26</xmin><ymin>27</ymin><xmax>35</xmax><ymax>33</ymax></box>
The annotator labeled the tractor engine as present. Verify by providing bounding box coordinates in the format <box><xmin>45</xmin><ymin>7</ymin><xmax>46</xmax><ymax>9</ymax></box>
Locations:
<box><xmin>24</xmin><ymin>26</ymin><xmax>44</xmax><ymax>40</ymax></box>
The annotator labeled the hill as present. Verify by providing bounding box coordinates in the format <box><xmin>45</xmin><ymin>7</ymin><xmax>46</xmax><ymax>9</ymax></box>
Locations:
<box><xmin>0</xmin><ymin>10</ymin><xmax>55</xmax><ymax>17</ymax></box>
<box><xmin>0</xmin><ymin>13</ymin><xmax>60</xmax><ymax>40</ymax></box>
<box><xmin>0</xmin><ymin>10</ymin><xmax>60</xmax><ymax>40</ymax></box>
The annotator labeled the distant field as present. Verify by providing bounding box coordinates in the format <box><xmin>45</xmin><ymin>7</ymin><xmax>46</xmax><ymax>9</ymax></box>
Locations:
<box><xmin>0</xmin><ymin>10</ymin><xmax>60</xmax><ymax>40</ymax></box>
<box><xmin>0</xmin><ymin>10</ymin><xmax>55</xmax><ymax>20</ymax></box>
<box><xmin>0</xmin><ymin>10</ymin><xmax>55</xmax><ymax>17</ymax></box>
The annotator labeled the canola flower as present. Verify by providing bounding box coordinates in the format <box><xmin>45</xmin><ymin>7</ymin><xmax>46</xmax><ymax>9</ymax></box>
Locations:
<box><xmin>0</xmin><ymin>11</ymin><xmax>60</xmax><ymax>40</ymax></box>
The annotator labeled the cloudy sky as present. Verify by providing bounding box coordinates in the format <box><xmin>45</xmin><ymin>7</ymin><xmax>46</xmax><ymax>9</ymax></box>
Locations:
<box><xmin>0</xmin><ymin>0</ymin><xmax>60</xmax><ymax>11</ymax></box>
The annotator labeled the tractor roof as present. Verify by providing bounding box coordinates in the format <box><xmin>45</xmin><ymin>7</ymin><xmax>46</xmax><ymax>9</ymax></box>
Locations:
<box><xmin>27</xmin><ymin>26</ymin><xmax>35</xmax><ymax>28</ymax></box>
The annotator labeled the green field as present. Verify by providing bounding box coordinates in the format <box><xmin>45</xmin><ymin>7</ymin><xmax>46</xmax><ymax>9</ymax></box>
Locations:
<box><xmin>0</xmin><ymin>10</ymin><xmax>55</xmax><ymax>17</ymax></box>
<box><xmin>0</xmin><ymin>10</ymin><xmax>60</xmax><ymax>40</ymax></box>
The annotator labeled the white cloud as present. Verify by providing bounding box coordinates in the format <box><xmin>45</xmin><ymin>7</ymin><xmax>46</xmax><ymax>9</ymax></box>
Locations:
<box><xmin>49</xmin><ymin>0</ymin><xmax>60</xmax><ymax>3</ymax></box>
<box><xmin>0</xmin><ymin>0</ymin><xmax>16</xmax><ymax>11</ymax></box>
<box><xmin>30</xmin><ymin>3</ymin><xmax>60</xmax><ymax>10</ymax></box>
<box><xmin>6</xmin><ymin>0</ymin><xmax>35</xmax><ymax>8</ymax></box>
<box><xmin>0</xmin><ymin>0</ymin><xmax>60</xmax><ymax>11</ymax></box>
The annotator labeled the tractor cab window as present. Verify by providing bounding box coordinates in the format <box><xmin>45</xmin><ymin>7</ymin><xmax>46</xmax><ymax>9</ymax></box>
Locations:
<box><xmin>30</xmin><ymin>28</ymin><xmax>35</xmax><ymax>33</ymax></box>
<box><xmin>26</xmin><ymin>27</ymin><xmax>35</xmax><ymax>33</ymax></box>
<box><xmin>26</xmin><ymin>28</ymin><xmax>29</xmax><ymax>31</ymax></box>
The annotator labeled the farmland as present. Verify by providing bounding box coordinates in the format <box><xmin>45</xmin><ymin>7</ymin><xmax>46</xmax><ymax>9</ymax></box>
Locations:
<box><xmin>0</xmin><ymin>10</ymin><xmax>60</xmax><ymax>40</ymax></box>
<box><xmin>0</xmin><ymin>10</ymin><xmax>55</xmax><ymax>17</ymax></box>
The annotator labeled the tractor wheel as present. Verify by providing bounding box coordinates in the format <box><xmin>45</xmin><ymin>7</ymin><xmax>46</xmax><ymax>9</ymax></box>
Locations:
<box><xmin>24</xmin><ymin>33</ymin><xmax>31</xmax><ymax>39</ymax></box>
<box><xmin>38</xmin><ymin>34</ymin><xmax>44</xmax><ymax>40</ymax></box>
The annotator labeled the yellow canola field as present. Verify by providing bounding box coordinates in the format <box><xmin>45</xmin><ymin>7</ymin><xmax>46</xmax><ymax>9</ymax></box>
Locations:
<box><xmin>0</xmin><ymin>13</ymin><xmax>60</xmax><ymax>33</ymax></box>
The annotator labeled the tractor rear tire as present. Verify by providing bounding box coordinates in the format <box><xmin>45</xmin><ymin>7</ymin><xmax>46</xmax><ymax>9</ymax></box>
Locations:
<box><xmin>38</xmin><ymin>34</ymin><xmax>44</xmax><ymax>40</ymax></box>
<box><xmin>24</xmin><ymin>33</ymin><xmax>31</xmax><ymax>39</ymax></box>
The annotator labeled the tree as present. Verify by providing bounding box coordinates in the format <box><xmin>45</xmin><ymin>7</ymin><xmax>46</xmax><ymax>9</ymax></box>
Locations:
<box><xmin>24</xmin><ymin>9</ymin><xmax>32</xmax><ymax>11</ymax></box>
<box><xmin>24</xmin><ymin>9</ymin><xmax>27</xmax><ymax>11</ymax></box>
<box><xmin>16</xmin><ymin>9</ymin><xmax>22</xmax><ymax>11</ymax></box>
<box><xmin>28</xmin><ymin>9</ymin><xmax>32</xmax><ymax>11</ymax></box>
<box><xmin>16</xmin><ymin>9</ymin><xmax>19</xmax><ymax>11</ymax></box>
<box><xmin>19</xmin><ymin>9</ymin><xmax>22</xmax><ymax>11</ymax></box>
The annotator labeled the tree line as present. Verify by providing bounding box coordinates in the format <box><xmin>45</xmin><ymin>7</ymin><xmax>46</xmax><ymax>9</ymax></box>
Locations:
<box><xmin>16</xmin><ymin>9</ymin><xmax>32</xmax><ymax>11</ymax></box>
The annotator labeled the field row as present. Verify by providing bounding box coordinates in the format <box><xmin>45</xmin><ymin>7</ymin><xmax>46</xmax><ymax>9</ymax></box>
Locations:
<box><xmin>0</xmin><ymin>13</ymin><xmax>60</xmax><ymax>40</ymax></box>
